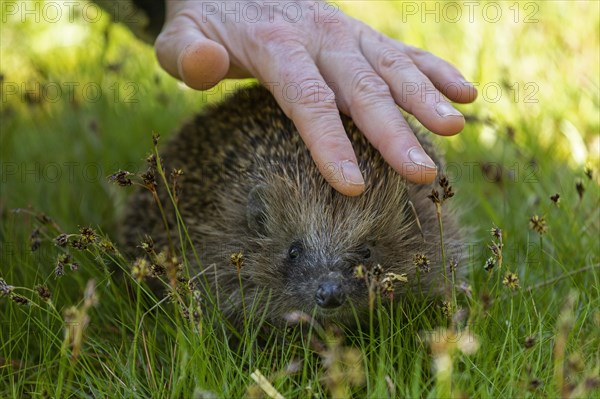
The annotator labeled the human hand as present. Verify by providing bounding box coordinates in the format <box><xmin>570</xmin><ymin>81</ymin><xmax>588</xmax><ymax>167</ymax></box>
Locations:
<box><xmin>155</xmin><ymin>0</ymin><xmax>477</xmax><ymax>196</ymax></box>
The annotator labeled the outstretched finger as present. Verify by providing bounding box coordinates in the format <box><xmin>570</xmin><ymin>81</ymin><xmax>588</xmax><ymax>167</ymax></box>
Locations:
<box><xmin>360</xmin><ymin>35</ymin><xmax>465</xmax><ymax>136</ymax></box>
<box><xmin>403</xmin><ymin>44</ymin><xmax>478</xmax><ymax>105</ymax></box>
<box><xmin>260</xmin><ymin>45</ymin><xmax>366</xmax><ymax>196</ymax></box>
<box><xmin>318</xmin><ymin>52</ymin><xmax>438</xmax><ymax>184</ymax></box>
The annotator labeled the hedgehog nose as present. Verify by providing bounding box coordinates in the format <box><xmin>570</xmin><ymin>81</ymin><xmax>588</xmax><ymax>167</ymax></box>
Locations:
<box><xmin>315</xmin><ymin>281</ymin><xmax>345</xmax><ymax>309</ymax></box>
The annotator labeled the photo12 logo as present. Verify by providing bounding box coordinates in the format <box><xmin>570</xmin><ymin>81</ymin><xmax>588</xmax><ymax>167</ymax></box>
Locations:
<box><xmin>1</xmin><ymin>81</ymin><xmax>139</xmax><ymax>105</ymax></box>
<box><xmin>1</xmin><ymin>1</ymin><xmax>139</xmax><ymax>24</ymax></box>
<box><xmin>399</xmin><ymin>2</ymin><xmax>540</xmax><ymax>24</ymax></box>
<box><xmin>199</xmin><ymin>1</ymin><xmax>340</xmax><ymax>23</ymax></box>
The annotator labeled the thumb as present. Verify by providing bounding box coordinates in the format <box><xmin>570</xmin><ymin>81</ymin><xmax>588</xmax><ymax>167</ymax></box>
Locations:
<box><xmin>155</xmin><ymin>15</ymin><xmax>230</xmax><ymax>90</ymax></box>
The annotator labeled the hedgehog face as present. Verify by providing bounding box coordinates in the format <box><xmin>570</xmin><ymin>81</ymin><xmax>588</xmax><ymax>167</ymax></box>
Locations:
<box><xmin>245</xmin><ymin>232</ymin><xmax>377</xmax><ymax>325</ymax></box>
<box><xmin>279</xmin><ymin>239</ymin><xmax>374</xmax><ymax>314</ymax></box>
<box><xmin>242</xmin><ymin>179</ymin><xmax>416</xmax><ymax>325</ymax></box>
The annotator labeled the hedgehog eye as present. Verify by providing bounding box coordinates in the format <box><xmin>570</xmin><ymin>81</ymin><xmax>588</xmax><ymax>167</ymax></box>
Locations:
<box><xmin>359</xmin><ymin>246</ymin><xmax>371</xmax><ymax>259</ymax></box>
<box><xmin>288</xmin><ymin>242</ymin><xmax>303</xmax><ymax>259</ymax></box>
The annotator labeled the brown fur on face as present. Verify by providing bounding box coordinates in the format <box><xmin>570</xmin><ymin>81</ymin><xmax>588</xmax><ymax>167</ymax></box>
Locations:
<box><xmin>121</xmin><ymin>85</ymin><xmax>462</xmax><ymax>327</ymax></box>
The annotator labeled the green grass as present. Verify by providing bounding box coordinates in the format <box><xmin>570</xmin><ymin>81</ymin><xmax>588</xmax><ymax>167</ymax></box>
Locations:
<box><xmin>1</xmin><ymin>1</ymin><xmax>599</xmax><ymax>398</ymax></box>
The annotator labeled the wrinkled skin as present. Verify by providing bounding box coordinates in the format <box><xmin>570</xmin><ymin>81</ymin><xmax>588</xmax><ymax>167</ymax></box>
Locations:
<box><xmin>154</xmin><ymin>0</ymin><xmax>477</xmax><ymax>196</ymax></box>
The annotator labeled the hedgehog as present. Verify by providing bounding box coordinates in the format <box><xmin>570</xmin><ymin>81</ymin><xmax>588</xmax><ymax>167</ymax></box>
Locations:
<box><xmin>120</xmin><ymin>85</ymin><xmax>462</xmax><ymax>329</ymax></box>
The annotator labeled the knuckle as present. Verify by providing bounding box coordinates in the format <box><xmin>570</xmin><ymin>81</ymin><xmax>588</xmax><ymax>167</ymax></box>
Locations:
<box><xmin>407</xmin><ymin>45</ymin><xmax>431</xmax><ymax>60</ymax></box>
<box><xmin>349</xmin><ymin>69</ymin><xmax>390</xmax><ymax>109</ymax></box>
<box><xmin>368</xmin><ymin>122</ymin><xmax>406</xmax><ymax>151</ymax></box>
<box><xmin>309</xmin><ymin>129</ymin><xmax>349</xmax><ymax>153</ymax></box>
<box><xmin>286</xmin><ymin>79</ymin><xmax>336</xmax><ymax>113</ymax></box>
<box><xmin>250</xmin><ymin>23</ymin><xmax>302</xmax><ymax>48</ymax></box>
<box><xmin>378</xmin><ymin>47</ymin><xmax>415</xmax><ymax>72</ymax></box>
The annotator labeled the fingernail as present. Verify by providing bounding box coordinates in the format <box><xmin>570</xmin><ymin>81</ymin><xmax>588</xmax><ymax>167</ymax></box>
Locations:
<box><xmin>341</xmin><ymin>160</ymin><xmax>365</xmax><ymax>186</ymax></box>
<box><xmin>408</xmin><ymin>147</ymin><xmax>437</xmax><ymax>170</ymax></box>
<box><xmin>435</xmin><ymin>102</ymin><xmax>462</xmax><ymax>118</ymax></box>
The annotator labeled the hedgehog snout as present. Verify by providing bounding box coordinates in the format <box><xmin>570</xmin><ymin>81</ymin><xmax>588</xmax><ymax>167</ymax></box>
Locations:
<box><xmin>314</xmin><ymin>280</ymin><xmax>345</xmax><ymax>309</ymax></box>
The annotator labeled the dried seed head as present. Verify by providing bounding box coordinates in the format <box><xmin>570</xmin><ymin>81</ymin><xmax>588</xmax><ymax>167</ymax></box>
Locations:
<box><xmin>529</xmin><ymin>215</ymin><xmax>547</xmax><ymax>235</ymax></box>
<box><xmin>55</xmin><ymin>254</ymin><xmax>70</xmax><ymax>277</ymax></box>
<box><xmin>413</xmin><ymin>253</ymin><xmax>430</xmax><ymax>273</ymax></box>
<box><xmin>108</xmin><ymin>170</ymin><xmax>133</xmax><ymax>187</ymax></box>
<box><xmin>131</xmin><ymin>258</ymin><xmax>150</xmax><ymax>282</ymax></box>
<box><xmin>439</xmin><ymin>175</ymin><xmax>450</xmax><ymax>188</ymax></box>
<box><xmin>488</xmin><ymin>242</ymin><xmax>502</xmax><ymax>258</ymax></box>
<box><xmin>171</xmin><ymin>168</ymin><xmax>184</xmax><ymax>179</ymax></box>
<box><xmin>380</xmin><ymin>278</ymin><xmax>394</xmax><ymax>295</ymax></box>
<box><xmin>584</xmin><ymin>166</ymin><xmax>593</xmax><ymax>180</ymax></box>
<box><xmin>439</xmin><ymin>175</ymin><xmax>454</xmax><ymax>201</ymax></box>
<box><xmin>440</xmin><ymin>301</ymin><xmax>453</xmax><ymax>318</ymax></box>
<box><xmin>384</xmin><ymin>272</ymin><xmax>408</xmax><ymax>283</ymax></box>
<box><xmin>353</xmin><ymin>264</ymin><xmax>365</xmax><ymax>279</ymax></box>
<box><xmin>230</xmin><ymin>252</ymin><xmax>244</xmax><ymax>271</ymax></box>
<box><xmin>34</xmin><ymin>284</ymin><xmax>51</xmax><ymax>302</ymax></box>
<box><xmin>490</xmin><ymin>226</ymin><xmax>502</xmax><ymax>240</ymax></box>
<box><xmin>372</xmin><ymin>263</ymin><xmax>384</xmax><ymax>278</ymax></box>
<box><xmin>70</xmin><ymin>238</ymin><xmax>88</xmax><ymax>250</ymax></box>
<box><xmin>449</xmin><ymin>258</ymin><xmax>459</xmax><ymax>273</ymax></box>
<box><xmin>36</xmin><ymin>213</ymin><xmax>52</xmax><ymax>225</ymax></box>
<box><xmin>146</xmin><ymin>153</ymin><xmax>157</xmax><ymax>169</ymax></box>
<box><xmin>141</xmin><ymin>168</ymin><xmax>157</xmax><ymax>190</ymax></box>
<box><xmin>550</xmin><ymin>193</ymin><xmax>560</xmax><ymax>205</ymax></box>
<box><xmin>528</xmin><ymin>378</ymin><xmax>543</xmax><ymax>391</ymax></box>
<box><xmin>139</xmin><ymin>235</ymin><xmax>154</xmax><ymax>253</ymax></box>
<box><xmin>30</xmin><ymin>240</ymin><xmax>41</xmax><ymax>252</ymax></box>
<box><xmin>152</xmin><ymin>132</ymin><xmax>160</xmax><ymax>146</ymax></box>
<box><xmin>55</xmin><ymin>233</ymin><xmax>69</xmax><ymax>247</ymax></box>
<box><xmin>79</xmin><ymin>227</ymin><xmax>97</xmax><ymax>244</ymax></box>
<box><xmin>30</xmin><ymin>228</ymin><xmax>42</xmax><ymax>252</ymax></box>
<box><xmin>524</xmin><ymin>336</ymin><xmax>536</xmax><ymax>349</ymax></box>
<box><xmin>154</xmin><ymin>250</ymin><xmax>168</xmax><ymax>269</ymax></box>
<box><xmin>55</xmin><ymin>262</ymin><xmax>65</xmax><ymax>277</ymax></box>
<box><xmin>427</xmin><ymin>188</ymin><xmax>441</xmax><ymax>205</ymax></box>
<box><xmin>11</xmin><ymin>294</ymin><xmax>30</xmax><ymax>305</ymax></box>
<box><xmin>380</xmin><ymin>273</ymin><xmax>408</xmax><ymax>295</ymax></box>
<box><xmin>502</xmin><ymin>272</ymin><xmax>520</xmax><ymax>290</ymax></box>
<box><xmin>150</xmin><ymin>262</ymin><xmax>166</xmax><ymax>277</ymax></box>
<box><xmin>484</xmin><ymin>257</ymin><xmax>496</xmax><ymax>273</ymax></box>
<box><xmin>575</xmin><ymin>180</ymin><xmax>585</xmax><ymax>200</ymax></box>
<box><xmin>427</xmin><ymin>176</ymin><xmax>454</xmax><ymax>206</ymax></box>
<box><xmin>0</xmin><ymin>278</ymin><xmax>14</xmax><ymax>296</ymax></box>
<box><xmin>98</xmin><ymin>239</ymin><xmax>115</xmax><ymax>253</ymax></box>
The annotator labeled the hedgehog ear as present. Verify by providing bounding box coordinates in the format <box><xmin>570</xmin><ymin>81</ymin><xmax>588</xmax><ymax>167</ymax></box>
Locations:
<box><xmin>247</xmin><ymin>184</ymin><xmax>268</xmax><ymax>235</ymax></box>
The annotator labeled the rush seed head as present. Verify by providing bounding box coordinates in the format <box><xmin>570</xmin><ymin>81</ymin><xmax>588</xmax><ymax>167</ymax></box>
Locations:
<box><xmin>575</xmin><ymin>180</ymin><xmax>585</xmax><ymax>200</ymax></box>
<box><xmin>108</xmin><ymin>170</ymin><xmax>133</xmax><ymax>187</ymax></box>
<box><xmin>503</xmin><ymin>272</ymin><xmax>520</xmax><ymax>290</ymax></box>
<box><xmin>484</xmin><ymin>257</ymin><xmax>496</xmax><ymax>273</ymax></box>
<box><xmin>529</xmin><ymin>215</ymin><xmax>547</xmax><ymax>235</ymax></box>
<box><xmin>413</xmin><ymin>253</ymin><xmax>431</xmax><ymax>273</ymax></box>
